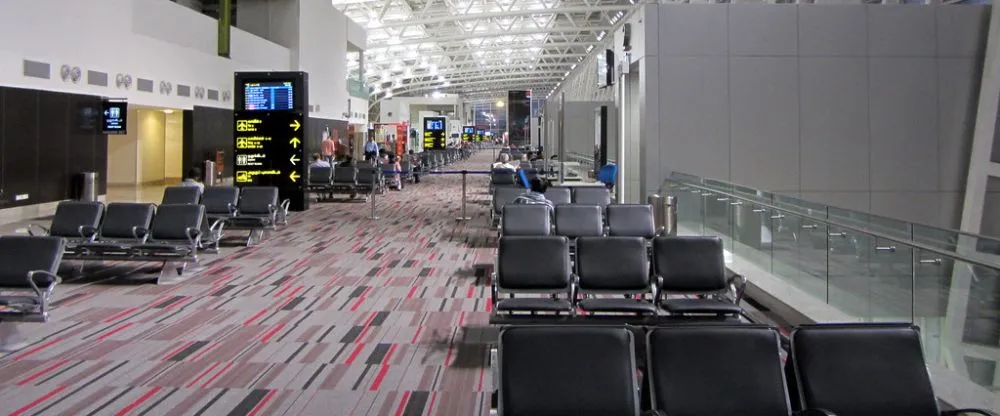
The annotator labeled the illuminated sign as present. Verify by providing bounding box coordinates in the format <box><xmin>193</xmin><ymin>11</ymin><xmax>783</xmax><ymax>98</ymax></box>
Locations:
<box><xmin>102</xmin><ymin>100</ymin><xmax>128</xmax><ymax>135</ymax></box>
<box><xmin>461</xmin><ymin>125</ymin><xmax>475</xmax><ymax>142</ymax></box>
<box><xmin>234</xmin><ymin>71</ymin><xmax>309</xmax><ymax>211</ymax></box>
<box><xmin>423</xmin><ymin>116</ymin><xmax>446</xmax><ymax>150</ymax></box>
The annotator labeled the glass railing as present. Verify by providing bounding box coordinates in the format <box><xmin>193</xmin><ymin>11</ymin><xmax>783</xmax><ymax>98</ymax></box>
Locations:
<box><xmin>661</xmin><ymin>175</ymin><xmax>1000</xmax><ymax>400</ymax></box>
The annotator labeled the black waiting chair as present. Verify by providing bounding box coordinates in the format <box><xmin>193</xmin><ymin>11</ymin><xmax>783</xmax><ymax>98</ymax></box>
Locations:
<box><xmin>308</xmin><ymin>166</ymin><xmax>334</xmax><ymax>201</ymax></box>
<box><xmin>575</xmin><ymin>236</ymin><xmax>657</xmax><ymax>314</ymax></box>
<box><xmin>501</xmin><ymin>204</ymin><xmax>551</xmax><ymax>236</ymax></box>
<box><xmin>492</xmin><ymin>236</ymin><xmax>574</xmax><ymax>314</ymax></box>
<box><xmin>0</xmin><ymin>236</ymin><xmax>65</xmax><ymax>323</ymax></box>
<box><xmin>572</xmin><ymin>187</ymin><xmax>611</xmax><ymax>208</ymax></box>
<box><xmin>72</xmin><ymin>203</ymin><xmax>156</xmax><ymax>257</ymax></box>
<box><xmin>554</xmin><ymin>204</ymin><xmax>605</xmax><ymax>239</ymax></box>
<box><xmin>332</xmin><ymin>166</ymin><xmax>359</xmax><ymax>199</ymax></box>
<box><xmin>28</xmin><ymin>201</ymin><xmax>104</xmax><ymax>245</ymax></box>
<box><xmin>652</xmin><ymin>236</ymin><xmax>746</xmax><ymax>316</ymax></box>
<box><xmin>161</xmin><ymin>186</ymin><xmax>202</xmax><ymax>205</ymax></box>
<box><xmin>491</xmin><ymin>169</ymin><xmax>518</xmax><ymax>193</ymax></box>
<box><xmin>787</xmin><ymin>323</ymin><xmax>998</xmax><ymax>416</ymax></box>
<box><xmin>607</xmin><ymin>204</ymin><xmax>657</xmax><ymax>238</ymax></box>
<box><xmin>226</xmin><ymin>186</ymin><xmax>280</xmax><ymax>246</ymax></box>
<box><xmin>498</xmin><ymin>326</ymin><xmax>640</xmax><ymax>416</ymax></box>
<box><xmin>647</xmin><ymin>325</ymin><xmax>835</xmax><ymax>416</ymax></box>
<box><xmin>544</xmin><ymin>187</ymin><xmax>572</xmax><ymax>205</ymax></box>
<box><xmin>492</xmin><ymin>187</ymin><xmax>526</xmax><ymax>227</ymax></box>
<box><xmin>131</xmin><ymin>204</ymin><xmax>204</xmax><ymax>278</ymax></box>
<box><xmin>201</xmin><ymin>186</ymin><xmax>240</xmax><ymax>221</ymax></box>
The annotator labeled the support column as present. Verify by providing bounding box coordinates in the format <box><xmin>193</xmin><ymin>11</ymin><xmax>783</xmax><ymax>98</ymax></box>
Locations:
<box><xmin>218</xmin><ymin>0</ymin><xmax>231</xmax><ymax>58</ymax></box>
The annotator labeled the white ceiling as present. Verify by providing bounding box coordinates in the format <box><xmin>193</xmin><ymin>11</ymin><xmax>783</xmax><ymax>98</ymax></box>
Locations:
<box><xmin>333</xmin><ymin>0</ymin><xmax>636</xmax><ymax>101</ymax></box>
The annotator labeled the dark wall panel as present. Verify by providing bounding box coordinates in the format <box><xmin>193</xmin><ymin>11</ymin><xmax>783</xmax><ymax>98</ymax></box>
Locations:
<box><xmin>183</xmin><ymin>106</ymin><xmax>234</xmax><ymax>179</ymax></box>
<box><xmin>0</xmin><ymin>86</ymin><xmax>106</xmax><ymax>208</ymax></box>
<box><xmin>306</xmin><ymin>117</ymin><xmax>347</xmax><ymax>156</ymax></box>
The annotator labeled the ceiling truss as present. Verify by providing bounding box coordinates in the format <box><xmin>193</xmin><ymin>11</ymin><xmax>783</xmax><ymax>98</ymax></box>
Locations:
<box><xmin>334</xmin><ymin>0</ymin><xmax>637</xmax><ymax>103</ymax></box>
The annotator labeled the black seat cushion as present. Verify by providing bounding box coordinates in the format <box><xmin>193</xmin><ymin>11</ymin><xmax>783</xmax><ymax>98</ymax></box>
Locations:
<box><xmin>502</xmin><ymin>204</ymin><xmax>551</xmax><ymax>236</ymax></box>
<box><xmin>653</xmin><ymin>236</ymin><xmax>728</xmax><ymax>292</ymax></box>
<box><xmin>495</xmin><ymin>298</ymin><xmax>573</xmax><ymax>312</ymax></box>
<box><xmin>544</xmin><ymin>187</ymin><xmax>572</xmax><ymax>205</ymax></box>
<box><xmin>576</xmin><ymin>236</ymin><xmax>650</xmax><ymax>291</ymax></box>
<box><xmin>579</xmin><ymin>298</ymin><xmax>657</xmax><ymax>313</ymax></box>
<box><xmin>499</xmin><ymin>326</ymin><xmax>639</xmax><ymax>416</ymax></box>
<box><xmin>789</xmin><ymin>324</ymin><xmax>940</xmax><ymax>416</ymax></box>
<box><xmin>555</xmin><ymin>205</ymin><xmax>604</xmax><ymax>238</ymax></box>
<box><xmin>661</xmin><ymin>298</ymin><xmax>741</xmax><ymax>315</ymax></box>
<box><xmin>202</xmin><ymin>186</ymin><xmax>240</xmax><ymax>216</ymax></box>
<box><xmin>238</xmin><ymin>187</ymin><xmax>278</xmax><ymax>215</ymax></box>
<box><xmin>161</xmin><ymin>186</ymin><xmax>202</xmax><ymax>205</ymax></box>
<box><xmin>101</xmin><ymin>203</ymin><xmax>155</xmax><ymax>240</ymax></box>
<box><xmin>572</xmin><ymin>187</ymin><xmax>611</xmax><ymax>207</ymax></box>
<box><xmin>648</xmin><ymin>325</ymin><xmax>791</xmax><ymax>416</ymax></box>
<box><xmin>48</xmin><ymin>201</ymin><xmax>103</xmax><ymax>238</ymax></box>
<box><xmin>0</xmin><ymin>236</ymin><xmax>65</xmax><ymax>289</ymax></box>
<box><xmin>607</xmin><ymin>204</ymin><xmax>657</xmax><ymax>238</ymax></box>
<box><xmin>149</xmin><ymin>204</ymin><xmax>204</xmax><ymax>241</ymax></box>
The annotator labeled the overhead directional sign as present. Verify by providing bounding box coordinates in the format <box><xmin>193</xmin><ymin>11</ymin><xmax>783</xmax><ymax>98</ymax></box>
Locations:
<box><xmin>423</xmin><ymin>117</ymin><xmax>446</xmax><ymax>150</ymax></box>
<box><xmin>233</xmin><ymin>71</ymin><xmax>309</xmax><ymax>211</ymax></box>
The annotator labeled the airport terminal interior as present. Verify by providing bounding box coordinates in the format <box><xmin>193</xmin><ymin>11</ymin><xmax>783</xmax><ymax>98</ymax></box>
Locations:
<box><xmin>2</xmin><ymin>0</ymin><xmax>1000</xmax><ymax>415</ymax></box>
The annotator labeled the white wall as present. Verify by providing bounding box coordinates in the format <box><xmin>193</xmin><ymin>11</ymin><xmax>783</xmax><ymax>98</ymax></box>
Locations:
<box><xmin>298</xmin><ymin>0</ymin><xmax>346</xmax><ymax>120</ymax></box>
<box><xmin>0</xmin><ymin>0</ymin><xmax>291</xmax><ymax>110</ymax></box>
<box><xmin>108</xmin><ymin>107</ymin><xmax>141</xmax><ymax>185</ymax></box>
<box><xmin>164</xmin><ymin>112</ymin><xmax>184</xmax><ymax>179</ymax></box>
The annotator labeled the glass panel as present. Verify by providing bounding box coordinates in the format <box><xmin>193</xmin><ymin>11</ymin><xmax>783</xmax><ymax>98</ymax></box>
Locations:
<box><xmin>825</xmin><ymin>224</ymin><xmax>874</xmax><ymax>320</ymax></box>
<box><xmin>775</xmin><ymin>211</ymin><xmax>830</xmax><ymax>301</ymax></box>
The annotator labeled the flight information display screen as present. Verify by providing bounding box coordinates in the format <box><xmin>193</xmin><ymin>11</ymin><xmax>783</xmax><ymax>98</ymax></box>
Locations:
<box><xmin>243</xmin><ymin>81</ymin><xmax>295</xmax><ymax>111</ymax></box>
<box><xmin>423</xmin><ymin>117</ymin><xmax>447</xmax><ymax>150</ymax></box>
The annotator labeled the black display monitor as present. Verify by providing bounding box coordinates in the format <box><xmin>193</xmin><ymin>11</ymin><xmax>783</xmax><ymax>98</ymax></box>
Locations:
<box><xmin>425</xmin><ymin>118</ymin><xmax>445</xmax><ymax>131</ymax></box>
<box><xmin>242</xmin><ymin>81</ymin><xmax>295</xmax><ymax>111</ymax></box>
<box><xmin>102</xmin><ymin>100</ymin><xmax>127</xmax><ymax>135</ymax></box>
<box><xmin>423</xmin><ymin>117</ymin><xmax>447</xmax><ymax>150</ymax></box>
<box><xmin>463</xmin><ymin>126</ymin><xmax>475</xmax><ymax>134</ymax></box>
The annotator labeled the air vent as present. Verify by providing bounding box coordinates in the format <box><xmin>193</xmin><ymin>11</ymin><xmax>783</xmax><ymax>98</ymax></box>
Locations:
<box><xmin>22</xmin><ymin>60</ymin><xmax>50</xmax><ymax>79</ymax></box>
<box><xmin>207</xmin><ymin>89</ymin><xmax>219</xmax><ymax>100</ymax></box>
<box><xmin>176</xmin><ymin>84</ymin><xmax>191</xmax><ymax>97</ymax></box>
<box><xmin>137</xmin><ymin>78</ymin><xmax>154</xmax><ymax>92</ymax></box>
<box><xmin>87</xmin><ymin>70</ymin><xmax>108</xmax><ymax>87</ymax></box>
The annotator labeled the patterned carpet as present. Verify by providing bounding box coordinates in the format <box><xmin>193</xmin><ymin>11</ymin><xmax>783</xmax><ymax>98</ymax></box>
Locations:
<box><xmin>0</xmin><ymin>151</ymin><xmax>501</xmax><ymax>416</ymax></box>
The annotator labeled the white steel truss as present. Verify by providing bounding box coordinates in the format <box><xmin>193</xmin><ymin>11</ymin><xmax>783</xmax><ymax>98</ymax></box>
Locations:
<box><xmin>333</xmin><ymin>0</ymin><xmax>637</xmax><ymax>102</ymax></box>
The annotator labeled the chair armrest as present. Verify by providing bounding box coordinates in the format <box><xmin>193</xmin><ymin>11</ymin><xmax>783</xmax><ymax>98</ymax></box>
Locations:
<box><xmin>132</xmin><ymin>226</ymin><xmax>149</xmax><ymax>241</ymax></box>
<box><xmin>185</xmin><ymin>227</ymin><xmax>202</xmax><ymax>245</ymax></box>
<box><xmin>79</xmin><ymin>225</ymin><xmax>98</xmax><ymax>240</ymax></box>
<box><xmin>27</xmin><ymin>270</ymin><xmax>61</xmax><ymax>296</ymax></box>
<box><xmin>942</xmin><ymin>410</ymin><xmax>1000</xmax><ymax>416</ymax></box>
<box><xmin>227</xmin><ymin>202</ymin><xmax>238</xmax><ymax>216</ymax></box>
<box><xmin>27</xmin><ymin>223</ymin><xmax>49</xmax><ymax>236</ymax></box>
<box><xmin>728</xmin><ymin>273</ymin><xmax>748</xmax><ymax>304</ymax></box>
<box><xmin>795</xmin><ymin>409</ymin><xmax>838</xmax><ymax>416</ymax></box>
<box><xmin>490</xmin><ymin>274</ymin><xmax>499</xmax><ymax>310</ymax></box>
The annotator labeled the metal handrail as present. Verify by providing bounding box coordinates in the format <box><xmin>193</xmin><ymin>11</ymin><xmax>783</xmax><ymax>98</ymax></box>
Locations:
<box><xmin>665</xmin><ymin>179</ymin><xmax>1000</xmax><ymax>271</ymax></box>
<box><xmin>670</xmin><ymin>173</ymin><xmax>1000</xmax><ymax>247</ymax></box>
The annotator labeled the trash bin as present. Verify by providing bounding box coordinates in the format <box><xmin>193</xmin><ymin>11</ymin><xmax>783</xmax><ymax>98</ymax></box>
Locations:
<box><xmin>203</xmin><ymin>160</ymin><xmax>217</xmax><ymax>186</ymax></box>
<box><xmin>76</xmin><ymin>172</ymin><xmax>98</xmax><ymax>202</ymax></box>
<box><xmin>647</xmin><ymin>194</ymin><xmax>665</xmax><ymax>235</ymax></box>
<box><xmin>666</xmin><ymin>195</ymin><xmax>677</xmax><ymax>236</ymax></box>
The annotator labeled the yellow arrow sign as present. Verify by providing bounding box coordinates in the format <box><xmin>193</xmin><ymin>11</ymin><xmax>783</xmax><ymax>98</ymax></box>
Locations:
<box><xmin>290</xmin><ymin>120</ymin><xmax>301</xmax><ymax>131</ymax></box>
<box><xmin>289</xmin><ymin>137</ymin><xmax>301</xmax><ymax>148</ymax></box>
<box><xmin>289</xmin><ymin>154</ymin><xmax>300</xmax><ymax>165</ymax></box>
<box><xmin>289</xmin><ymin>171</ymin><xmax>300</xmax><ymax>182</ymax></box>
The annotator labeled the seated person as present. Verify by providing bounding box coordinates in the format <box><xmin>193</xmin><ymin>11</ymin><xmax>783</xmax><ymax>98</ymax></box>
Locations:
<box><xmin>513</xmin><ymin>175</ymin><xmax>555</xmax><ymax>212</ymax></box>
<box><xmin>309</xmin><ymin>153</ymin><xmax>331</xmax><ymax>168</ymax></box>
<box><xmin>181</xmin><ymin>167</ymin><xmax>205</xmax><ymax>192</ymax></box>
<box><xmin>492</xmin><ymin>153</ymin><xmax>516</xmax><ymax>171</ymax></box>
<box><xmin>387</xmin><ymin>155</ymin><xmax>403</xmax><ymax>191</ymax></box>
<box><xmin>408</xmin><ymin>150</ymin><xmax>423</xmax><ymax>183</ymax></box>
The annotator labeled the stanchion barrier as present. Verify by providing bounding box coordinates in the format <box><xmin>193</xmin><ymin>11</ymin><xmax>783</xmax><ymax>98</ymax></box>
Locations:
<box><xmin>371</xmin><ymin>169</ymin><xmax>493</xmax><ymax>221</ymax></box>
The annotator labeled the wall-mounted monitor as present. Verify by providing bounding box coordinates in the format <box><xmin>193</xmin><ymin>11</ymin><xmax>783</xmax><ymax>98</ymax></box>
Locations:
<box><xmin>597</xmin><ymin>49</ymin><xmax>615</xmax><ymax>89</ymax></box>
<box><xmin>241</xmin><ymin>81</ymin><xmax>295</xmax><ymax>111</ymax></box>
<box><xmin>463</xmin><ymin>126</ymin><xmax>475</xmax><ymax>134</ymax></box>
<box><xmin>425</xmin><ymin>118</ymin><xmax>445</xmax><ymax>131</ymax></box>
<box><xmin>101</xmin><ymin>100</ymin><xmax>127</xmax><ymax>135</ymax></box>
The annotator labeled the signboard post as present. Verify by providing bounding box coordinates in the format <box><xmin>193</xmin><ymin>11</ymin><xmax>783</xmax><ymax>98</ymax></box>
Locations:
<box><xmin>422</xmin><ymin>117</ymin><xmax>447</xmax><ymax>150</ymax></box>
<box><xmin>233</xmin><ymin>71</ymin><xmax>309</xmax><ymax>212</ymax></box>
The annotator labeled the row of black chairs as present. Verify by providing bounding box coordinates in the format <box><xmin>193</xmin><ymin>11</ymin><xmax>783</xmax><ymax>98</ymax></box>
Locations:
<box><xmin>0</xmin><ymin>235</ymin><xmax>64</xmax><ymax>323</ymax></box>
<box><xmin>493</xmin><ymin>235</ymin><xmax>746</xmax><ymax>317</ymax></box>
<box><xmin>162</xmin><ymin>185</ymin><xmax>286</xmax><ymax>246</ymax></box>
<box><xmin>29</xmin><ymin>202</ymin><xmax>204</xmax><ymax>281</ymax></box>
<box><xmin>496</xmin><ymin>323</ymin><xmax>995</xmax><ymax>416</ymax></box>
<box><xmin>491</xmin><ymin>186</ymin><xmax>612</xmax><ymax>226</ymax></box>
<box><xmin>423</xmin><ymin>148</ymin><xmax>467</xmax><ymax>169</ymax></box>
<box><xmin>308</xmin><ymin>163</ymin><xmax>387</xmax><ymax>200</ymax></box>
<box><xmin>501</xmin><ymin>203</ymin><xmax>656</xmax><ymax>238</ymax></box>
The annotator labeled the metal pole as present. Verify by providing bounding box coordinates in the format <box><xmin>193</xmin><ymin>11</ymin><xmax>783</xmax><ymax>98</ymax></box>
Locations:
<box><xmin>617</xmin><ymin>56</ymin><xmax>628</xmax><ymax>204</ymax></box>
<box><xmin>456</xmin><ymin>171</ymin><xmax>471</xmax><ymax>221</ymax></box>
<box><xmin>369</xmin><ymin>174</ymin><xmax>379</xmax><ymax>220</ymax></box>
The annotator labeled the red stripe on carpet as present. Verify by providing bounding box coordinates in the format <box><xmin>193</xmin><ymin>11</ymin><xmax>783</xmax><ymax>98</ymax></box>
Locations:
<box><xmin>344</xmin><ymin>342</ymin><xmax>366</xmax><ymax>365</ymax></box>
<box><xmin>247</xmin><ymin>389</ymin><xmax>278</xmax><ymax>416</ymax></box>
<box><xmin>243</xmin><ymin>309</ymin><xmax>269</xmax><ymax>326</ymax></box>
<box><xmin>10</xmin><ymin>385</ymin><xmax>67</xmax><ymax>416</ymax></box>
<box><xmin>410</xmin><ymin>326</ymin><xmax>423</xmax><ymax>344</ymax></box>
<box><xmin>185</xmin><ymin>362</ymin><xmax>221</xmax><ymax>388</ymax></box>
<box><xmin>97</xmin><ymin>322</ymin><xmax>134</xmax><ymax>341</ymax></box>
<box><xmin>17</xmin><ymin>360</ymin><xmax>69</xmax><ymax>386</ymax></box>
<box><xmin>14</xmin><ymin>337</ymin><xmax>63</xmax><ymax>361</ymax></box>
<box><xmin>114</xmin><ymin>386</ymin><xmax>162</xmax><ymax>416</ymax></box>
<box><xmin>394</xmin><ymin>391</ymin><xmax>411</xmax><ymax>416</ymax></box>
<box><xmin>260</xmin><ymin>324</ymin><xmax>285</xmax><ymax>343</ymax></box>
<box><xmin>201</xmin><ymin>361</ymin><xmax>236</xmax><ymax>388</ymax></box>
<box><xmin>406</xmin><ymin>287</ymin><xmax>418</xmax><ymax>298</ymax></box>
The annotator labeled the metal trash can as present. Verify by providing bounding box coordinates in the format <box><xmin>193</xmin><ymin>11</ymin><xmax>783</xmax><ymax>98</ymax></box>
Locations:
<box><xmin>665</xmin><ymin>195</ymin><xmax>677</xmax><ymax>236</ymax></box>
<box><xmin>648</xmin><ymin>194</ymin><xmax>666</xmax><ymax>235</ymax></box>
<box><xmin>77</xmin><ymin>172</ymin><xmax>98</xmax><ymax>202</ymax></box>
<box><xmin>203</xmin><ymin>160</ymin><xmax>217</xmax><ymax>186</ymax></box>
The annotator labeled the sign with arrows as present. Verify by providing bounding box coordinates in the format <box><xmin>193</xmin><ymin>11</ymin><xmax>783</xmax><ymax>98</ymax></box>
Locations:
<box><xmin>234</xmin><ymin>70</ymin><xmax>310</xmax><ymax>211</ymax></box>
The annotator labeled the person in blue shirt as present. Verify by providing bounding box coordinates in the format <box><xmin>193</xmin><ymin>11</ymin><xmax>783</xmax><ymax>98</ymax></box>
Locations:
<box><xmin>597</xmin><ymin>163</ymin><xmax>618</xmax><ymax>190</ymax></box>
<box><xmin>363</xmin><ymin>138</ymin><xmax>379</xmax><ymax>161</ymax></box>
